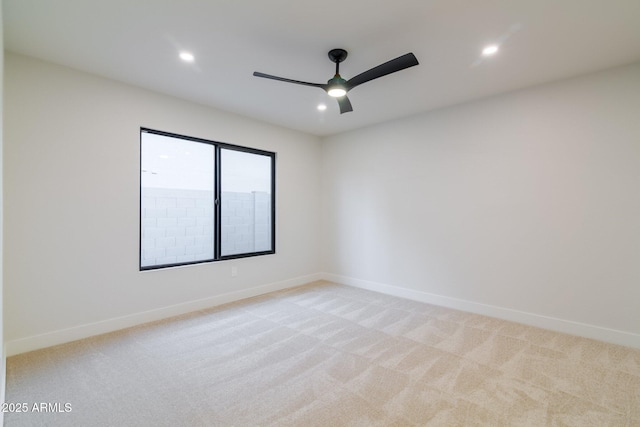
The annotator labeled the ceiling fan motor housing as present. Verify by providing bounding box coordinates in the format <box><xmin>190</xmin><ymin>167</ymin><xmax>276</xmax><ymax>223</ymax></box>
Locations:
<box><xmin>327</xmin><ymin>75</ymin><xmax>347</xmax><ymax>86</ymax></box>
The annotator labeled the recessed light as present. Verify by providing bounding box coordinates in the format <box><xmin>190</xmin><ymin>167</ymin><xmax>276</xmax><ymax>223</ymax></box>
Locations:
<box><xmin>179</xmin><ymin>51</ymin><xmax>195</xmax><ymax>62</ymax></box>
<box><xmin>482</xmin><ymin>45</ymin><xmax>499</xmax><ymax>56</ymax></box>
<box><xmin>317</xmin><ymin>104</ymin><xmax>327</xmax><ymax>111</ymax></box>
<box><xmin>159</xmin><ymin>154</ymin><xmax>170</xmax><ymax>159</ymax></box>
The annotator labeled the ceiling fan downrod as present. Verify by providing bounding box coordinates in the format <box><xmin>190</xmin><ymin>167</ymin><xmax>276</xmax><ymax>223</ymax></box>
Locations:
<box><xmin>328</xmin><ymin>48</ymin><xmax>348</xmax><ymax>77</ymax></box>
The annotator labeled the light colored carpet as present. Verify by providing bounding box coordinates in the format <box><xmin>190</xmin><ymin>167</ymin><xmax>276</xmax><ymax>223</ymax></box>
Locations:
<box><xmin>5</xmin><ymin>281</ymin><xmax>640</xmax><ymax>426</ymax></box>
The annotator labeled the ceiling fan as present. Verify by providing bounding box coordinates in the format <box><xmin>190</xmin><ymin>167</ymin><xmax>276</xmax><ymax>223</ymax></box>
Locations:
<box><xmin>253</xmin><ymin>49</ymin><xmax>419</xmax><ymax>114</ymax></box>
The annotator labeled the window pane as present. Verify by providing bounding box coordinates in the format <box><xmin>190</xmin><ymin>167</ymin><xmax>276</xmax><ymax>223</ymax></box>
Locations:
<box><xmin>140</xmin><ymin>132</ymin><xmax>214</xmax><ymax>268</ymax></box>
<box><xmin>220</xmin><ymin>148</ymin><xmax>273</xmax><ymax>256</ymax></box>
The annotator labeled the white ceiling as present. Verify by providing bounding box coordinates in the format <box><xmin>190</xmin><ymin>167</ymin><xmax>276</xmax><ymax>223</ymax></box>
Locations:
<box><xmin>4</xmin><ymin>0</ymin><xmax>640</xmax><ymax>137</ymax></box>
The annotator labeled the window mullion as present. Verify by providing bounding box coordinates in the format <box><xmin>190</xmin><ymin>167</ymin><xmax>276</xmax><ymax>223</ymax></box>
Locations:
<box><xmin>214</xmin><ymin>145</ymin><xmax>222</xmax><ymax>260</ymax></box>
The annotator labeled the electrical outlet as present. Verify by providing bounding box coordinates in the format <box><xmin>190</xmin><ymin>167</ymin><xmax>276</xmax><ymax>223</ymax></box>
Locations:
<box><xmin>231</xmin><ymin>266</ymin><xmax>238</xmax><ymax>277</ymax></box>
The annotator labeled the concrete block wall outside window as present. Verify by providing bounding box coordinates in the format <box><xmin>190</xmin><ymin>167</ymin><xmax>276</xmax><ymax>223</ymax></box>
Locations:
<box><xmin>221</xmin><ymin>190</ymin><xmax>272</xmax><ymax>256</ymax></box>
<box><xmin>141</xmin><ymin>188</ymin><xmax>272</xmax><ymax>266</ymax></box>
<box><xmin>141</xmin><ymin>187</ymin><xmax>214</xmax><ymax>267</ymax></box>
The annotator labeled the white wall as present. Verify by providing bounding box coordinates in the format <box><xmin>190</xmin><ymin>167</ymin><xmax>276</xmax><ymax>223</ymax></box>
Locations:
<box><xmin>1</xmin><ymin>0</ymin><xmax>6</xmax><ymax>419</ymax></box>
<box><xmin>5</xmin><ymin>51</ymin><xmax>640</xmax><ymax>354</ymax></box>
<box><xmin>4</xmin><ymin>53</ymin><xmax>322</xmax><ymax>354</ymax></box>
<box><xmin>322</xmin><ymin>63</ymin><xmax>640</xmax><ymax>347</ymax></box>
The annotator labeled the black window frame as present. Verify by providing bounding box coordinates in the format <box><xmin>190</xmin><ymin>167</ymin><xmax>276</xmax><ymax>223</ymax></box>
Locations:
<box><xmin>139</xmin><ymin>127</ymin><xmax>276</xmax><ymax>271</ymax></box>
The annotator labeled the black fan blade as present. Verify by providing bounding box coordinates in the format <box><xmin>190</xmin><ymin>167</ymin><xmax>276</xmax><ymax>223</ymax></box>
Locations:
<box><xmin>346</xmin><ymin>53</ymin><xmax>419</xmax><ymax>90</ymax></box>
<box><xmin>253</xmin><ymin>72</ymin><xmax>325</xmax><ymax>89</ymax></box>
<box><xmin>336</xmin><ymin>95</ymin><xmax>353</xmax><ymax>114</ymax></box>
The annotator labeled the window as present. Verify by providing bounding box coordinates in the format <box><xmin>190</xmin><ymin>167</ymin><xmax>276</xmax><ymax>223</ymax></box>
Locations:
<box><xmin>140</xmin><ymin>128</ymin><xmax>275</xmax><ymax>270</ymax></box>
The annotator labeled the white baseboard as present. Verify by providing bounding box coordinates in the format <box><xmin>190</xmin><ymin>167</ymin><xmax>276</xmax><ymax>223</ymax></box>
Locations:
<box><xmin>6</xmin><ymin>273</ymin><xmax>323</xmax><ymax>357</ymax></box>
<box><xmin>8</xmin><ymin>272</ymin><xmax>638</xmax><ymax>356</ymax></box>
<box><xmin>321</xmin><ymin>273</ymin><xmax>640</xmax><ymax>349</ymax></box>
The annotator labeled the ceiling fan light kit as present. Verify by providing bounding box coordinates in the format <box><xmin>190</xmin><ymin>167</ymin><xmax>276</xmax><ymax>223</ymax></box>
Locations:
<box><xmin>253</xmin><ymin>48</ymin><xmax>419</xmax><ymax>114</ymax></box>
<box><xmin>327</xmin><ymin>86</ymin><xmax>347</xmax><ymax>98</ymax></box>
